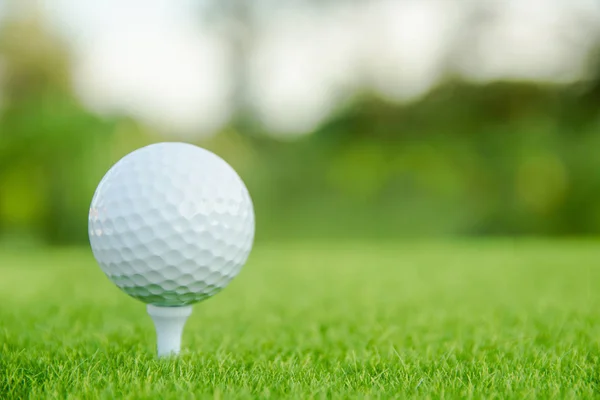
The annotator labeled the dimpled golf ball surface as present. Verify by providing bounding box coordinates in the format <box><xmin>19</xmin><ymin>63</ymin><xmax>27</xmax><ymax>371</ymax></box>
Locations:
<box><xmin>89</xmin><ymin>142</ymin><xmax>255</xmax><ymax>306</ymax></box>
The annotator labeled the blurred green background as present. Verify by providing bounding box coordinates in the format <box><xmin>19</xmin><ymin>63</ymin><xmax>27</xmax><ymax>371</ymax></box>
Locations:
<box><xmin>1</xmin><ymin>1</ymin><xmax>600</xmax><ymax>246</ymax></box>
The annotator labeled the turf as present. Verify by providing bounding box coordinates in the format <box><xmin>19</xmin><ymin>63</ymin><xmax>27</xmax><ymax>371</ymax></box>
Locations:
<box><xmin>1</xmin><ymin>240</ymin><xmax>600</xmax><ymax>399</ymax></box>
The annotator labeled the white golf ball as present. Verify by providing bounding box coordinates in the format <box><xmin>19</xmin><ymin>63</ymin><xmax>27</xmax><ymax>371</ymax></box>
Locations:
<box><xmin>88</xmin><ymin>142</ymin><xmax>255</xmax><ymax>306</ymax></box>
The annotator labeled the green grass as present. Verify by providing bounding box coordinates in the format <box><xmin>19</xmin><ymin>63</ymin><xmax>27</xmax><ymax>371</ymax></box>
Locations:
<box><xmin>1</xmin><ymin>240</ymin><xmax>600</xmax><ymax>399</ymax></box>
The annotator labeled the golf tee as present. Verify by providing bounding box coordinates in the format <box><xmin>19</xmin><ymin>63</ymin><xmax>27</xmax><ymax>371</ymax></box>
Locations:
<box><xmin>147</xmin><ymin>304</ymin><xmax>193</xmax><ymax>357</ymax></box>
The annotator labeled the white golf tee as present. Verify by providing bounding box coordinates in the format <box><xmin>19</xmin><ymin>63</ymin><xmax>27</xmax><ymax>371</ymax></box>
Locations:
<box><xmin>147</xmin><ymin>304</ymin><xmax>193</xmax><ymax>357</ymax></box>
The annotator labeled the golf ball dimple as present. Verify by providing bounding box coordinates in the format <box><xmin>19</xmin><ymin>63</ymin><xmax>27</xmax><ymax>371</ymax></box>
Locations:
<box><xmin>89</xmin><ymin>142</ymin><xmax>255</xmax><ymax>307</ymax></box>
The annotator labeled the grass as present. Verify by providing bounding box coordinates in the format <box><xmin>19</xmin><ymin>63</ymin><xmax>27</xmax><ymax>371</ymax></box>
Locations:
<box><xmin>1</xmin><ymin>239</ymin><xmax>600</xmax><ymax>399</ymax></box>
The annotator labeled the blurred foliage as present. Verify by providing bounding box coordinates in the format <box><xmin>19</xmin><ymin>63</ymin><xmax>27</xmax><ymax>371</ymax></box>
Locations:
<box><xmin>1</xmin><ymin>15</ymin><xmax>600</xmax><ymax>245</ymax></box>
<box><xmin>252</xmin><ymin>84</ymin><xmax>600</xmax><ymax>239</ymax></box>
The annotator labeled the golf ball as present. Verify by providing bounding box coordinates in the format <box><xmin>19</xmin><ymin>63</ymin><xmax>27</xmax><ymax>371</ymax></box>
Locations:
<box><xmin>88</xmin><ymin>142</ymin><xmax>255</xmax><ymax>306</ymax></box>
